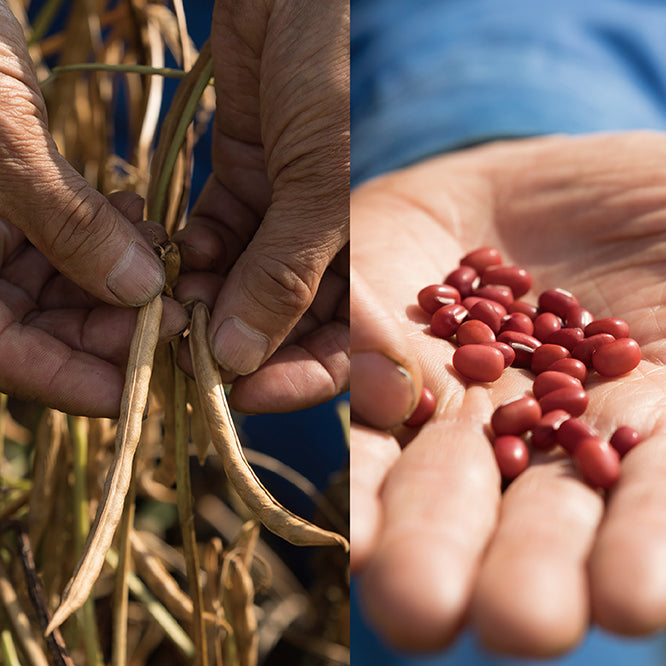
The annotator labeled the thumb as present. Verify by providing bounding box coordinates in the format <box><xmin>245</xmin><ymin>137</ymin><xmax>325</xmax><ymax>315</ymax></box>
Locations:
<box><xmin>0</xmin><ymin>4</ymin><xmax>164</xmax><ymax>307</ymax></box>
<box><xmin>351</xmin><ymin>270</ymin><xmax>423</xmax><ymax>430</ymax></box>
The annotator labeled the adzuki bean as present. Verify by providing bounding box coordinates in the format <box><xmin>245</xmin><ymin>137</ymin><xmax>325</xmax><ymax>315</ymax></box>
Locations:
<box><xmin>410</xmin><ymin>246</ymin><xmax>643</xmax><ymax>490</ymax></box>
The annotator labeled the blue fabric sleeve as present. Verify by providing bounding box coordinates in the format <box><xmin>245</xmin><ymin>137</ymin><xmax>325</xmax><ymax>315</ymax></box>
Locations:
<box><xmin>351</xmin><ymin>0</ymin><xmax>666</xmax><ymax>185</ymax></box>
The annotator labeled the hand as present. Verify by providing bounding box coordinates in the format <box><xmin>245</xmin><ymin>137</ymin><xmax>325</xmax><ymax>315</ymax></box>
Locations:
<box><xmin>174</xmin><ymin>0</ymin><xmax>349</xmax><ymax>414</ymax></box>
<box><xmin>0</xmin><ymin>4</ymin><xmax>185</xmax><ymax>416</ymax></box>
<box><xmin>351</xmin><ymin>133</ymin><xmax>666</xmax><ymax>656</ymax></box>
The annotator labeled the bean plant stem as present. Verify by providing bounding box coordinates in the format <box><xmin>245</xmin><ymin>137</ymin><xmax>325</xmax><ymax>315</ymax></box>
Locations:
<box><xmin>40</xmin><ymin>63</ymin><xmax>193</xmax><ymax>88</ymax></box>
<box><xmin>173</xmin><ymin>343</ymin><xmax>209</xmax><ymax>666</ymax></box>
<box><xmin>0</xmin><ymin>623</ymin><xmax>20</xmax><ymax>666</ymax></box>
<box><xmin>69</xmin><ymin>416</ymin><xmax>103</xmax><ymax>666</ymax></box>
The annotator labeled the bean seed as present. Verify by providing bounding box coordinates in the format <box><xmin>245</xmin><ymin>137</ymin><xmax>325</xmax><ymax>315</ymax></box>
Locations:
<box><xmin>430</xmin><ymin>303</ymin><xmax>468</xmax><ymax>339</ymax></box>
<box><xmin>417</xmin><ymin>284</ymin><xmax>461</xmax><ymax>314</ymax></box>
<box><xmin>533</xmin><ymin>312</ymin><xmax>563</xmax><ymax>342</ymax></box>
<box><xmin>556</xmin><ymin>417</ymin><xmax>600</xmax><ymax>453</ymax></box>
<box><xmin>592</xmin><ymin>338</ymin><xmax>641</xmax><ymax>377</ymax></box>
<box><xmin>460</xmin><ymin>247</ymin><xmax>503</xmax><ymax>273</ymax></box>
<box><xmin>468</xmin><ymin>299</ymin><xmax>507</xmax><ymax>334</ymax></box>
<box><xmin>538</xmin><ymin>288</ymin><xmax>579</xmax><ymax>319</ymax></box>
<box><xmin>475</xmin><ymin>284</ymin><xmax>514</xmax><ymax>308</ymax></box>
<box><xmin>483</xmin><ymin>341</ymin><xmax>515</xmax><ymax>368</ymax></box>
<box><xmin>507</xmin><ymin>301</ymin><xmax>539</xmax><ymax>320</ymax></box>
<box><xmin>545</xmin><ymin>327</ymin><xmax>585</xmax><ymax>351</ymax></box>
<box><xmin>538</xmin><ymin>386</ymin><xmax>589</xmax><ymax>417</ymax></box>
<box><xmin>444</xmin><ymin>265</ymin><xmax>479</xmax><ymax>298</ymax></box>
<box><xmin>572</xmin><ymin>333</ymin><xmax>615</xmax><ymax>367</ymax></box>
<box><xmin>564</xmin><ymin>306</ymin><xmax>594</xmax><ymax>330</ymax></box>
<box><xmin>545</xmin><ymin>357</ymin><xmax>588</xmax><ymax>383</ymax></box>
<box><xmin>531</xmin><ymin>409</ymin><xmax>570</xmax><ymax>450</ymax></box>
<box><xmin>452</xmin><ymin>344</ymin><xmax>505</xmax><ymax>382</ymax></box>
<box><xmin>491</xmin><ymin>396</ymin><xmax>542</xmax><ymax>436</ymax></box>
<box><xmin>456</xmin><ymin>319</ymin><xmax>496</xmax><ymax>345</ymax></box>
<box><xmin>585</xmin><ymin>317</ymin><xmax>630</xmax><ymax>339</ymax></box>
<box><xmin>481</xmin><ymin>265</ymin><xmax>532</xmax><ymax>298</ymax></box>
<box><xmin>493</xmin><ymin>435</ymin><xmax>529</xmax><ymax>479</ymax></box>
<box><xmin>499</xmin><ymin>312</ymin><xmax>534</xmax><ymax>336</ymax></box>
<box><xmin>574</xmin><ymin>437</ymin><xmax>621</xmax><ymax>489</ymax></box>
<box><xmin>609</xmin><ymin>426</ymin><xmax>641</xmax><ymax>457</ymax></box>
<box><xmin>496</xmin><ymin>330</ymin><xmax>542</xmax><ymax>367</ymax></box>
<box><xmin>530</xmin><ymin>344</ymin><xmax>570</xmax><ymax>375</ymax></box>
<box><xmin>403</xmin><ymin>387</ymin><xmax>436</xmax><ymax>427</ymax></box>
<box><xmin>533</xmin><ymin>370</ymin><xmax>583</xmax><ymax>400</ymax></box>
<box><xmin>462</xmin><ymin>296</ymin><xmax>485</xmax><ymax>310</ymax></box>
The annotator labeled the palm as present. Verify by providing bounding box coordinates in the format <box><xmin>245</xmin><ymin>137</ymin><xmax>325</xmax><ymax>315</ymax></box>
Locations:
<box><xmin>352</xmin><ymin>133</ymin><xmax>666</xmax><ymax>655</ymax></box>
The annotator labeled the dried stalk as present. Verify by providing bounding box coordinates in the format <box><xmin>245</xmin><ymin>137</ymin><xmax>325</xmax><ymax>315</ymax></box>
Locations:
<box><xmin>46</xmin><ymin>295</ymin><xmax>163</xmax><ymax>635</ymax></box>
<box><xmin>224</xmin><ymin>555</ymin><xmax>257</xmax><ymax>666</ymax></box>
<box><xmin>189</xmin><ymin>302</ymin><xmax>349</xmax><ymax>552</ymax></box>
<box><xmin>174</xmin><ymin>344</ymin><xmax>209</xmax><ymax>666</ymax></box>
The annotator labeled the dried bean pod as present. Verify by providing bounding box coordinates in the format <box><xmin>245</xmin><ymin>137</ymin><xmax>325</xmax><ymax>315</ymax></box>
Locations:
<box><xmin>190</xmin><ymin>302</ymin><xmax>349</xmax><ymax>551</ymax></box>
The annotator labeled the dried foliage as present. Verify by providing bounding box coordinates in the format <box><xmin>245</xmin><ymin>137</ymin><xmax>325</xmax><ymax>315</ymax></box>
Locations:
<box><xmin>0</xmin><ymin>1</ymin><xmax>349</xmax><ymax>664</ymax></box>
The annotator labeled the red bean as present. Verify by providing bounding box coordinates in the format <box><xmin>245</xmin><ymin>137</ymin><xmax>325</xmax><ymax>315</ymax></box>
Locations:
<box><xmin>493</xmin><ymin>435</ymin><xmax>530</xmax><ymax>480</ymax></box>
<box><xmin>483</xmin><ymin>341</ymin><xmax>516</xmax><ymax>368</ymax></box>
<box><xmin>538</xmin><ymin>288</ymin><xmax>579</xmax><ymax>319</ymax></box>
<box><xmin>497</xmin><ymin>331</ymin><xmax>542</xmax><ymax>368</ymax></box>
<box><xmin>533</xmin><ymin>370</ymin><xmax>583</xmax><ymax>400</ymax></box>
<box><xmin>456</xmin><ymin>319</ymin><xmax>496</xmax><ymax>345</ymax></box>
<box><xmin>444</xmin><ymin>265</ymin><xmax>479</xmax><ymax>298</ymax></box>
<box><xmin>545</xmin><ymin>327</ymin><xmax>585</xmax><ymax>351</ymax></box>
<box><xmin>481</xmin><ymin>265</ymin><xmax>532</xmax><ymax>298</ymax></box>
<box><xmin>531</xmin><ymin>409</ymin><xmax>570</xmax><ymax>450</ymax></box>
<box><xmin>417</xmin><ymin>284</ymin><xmax>461</xmax><ymax>315</ymax></box>
<box><xmin>499</xmin><ymin>312</ymin><xmax>535</xmax><ymax>337</ymax></box>
<box><xmin>430</xmin><ymin>303</ymin><xmax>468</xmax><ymax>339</ymax></box>
<box><xmin>462</xmin><ymin>296</ymin><xmax>485</xmax><ymax>310</ymax></box>
<box><xmin>530</xmin><ymin>344</ymin><xmax>570</xmax><ymax>375</ymax></box>
<box><xmin>460</xmin><ymin>247</ymin><xmax>503</xmax><ymax>273</ymax></box>
<box><xmin>507</xmin><ymin>301</ymin><xmax>539</xmax><ymax>320</ymax></box>
<box><xmin>404</xmin><ymin>387</ymin><xmax>436</xmax><ymax>427</ymax></box>
<box><xmin>609</xmin><ymin>426</ymin><xmax>641</xmax><ymax>457</ymax></box>
<box><xmin>574</xmin><ymin>437</ymin><xmax>621</xmax><ymax>490</ymax></box>
<box><xmin>592</xmin><ymin>338</ymin><xmax>641</xmax><ymax>377</ymax></box>
<box><xmin>533</xmin><ymin>312</ymin><xmax>563</xmax><ymax>342</ymax></box>
<box><xmin>572</xmin><ymin>333</ymin><xmax>615</xmax><ymax>367</ymax></box>
<box><xmin>538</xmin><ymin>386</ymin><xmax>589</xmax><ymax>417</ymax></box>
<box><xmin>452</xmin><ymin>344</ymin><xmax>505</xmax><ymax>382</ymax></box>
<box><xmin>546</xmin><ymin>357</ymin><xmax>588</xmax><ymax>383</ymax></box>
<box><xmin>468</xmin><ymin>299</ymin><xmax>507</xmax><ymax>334</ymax></box>
<box><xmin>564</xmin><ymin>306</ymin><xmax>594</xmax><ymax>330</ymax></box>
<box><xmin>491</xmin><ymin>396</ymin><xmax>542</xmax><ymax>436</ymax></box>
<box><xmin>585</xmin><ymin>317</ymin><xmax>630</xmax><ymax>339</ymax></box>
<box><xmin>556</xmin><ymin>417</ymin><xmax>600</xmax><ymax>453</ymax></box>
<box><xmin>475</xmin><ymin>284</ymin><xmax>514</xmax><ymax>309</ymax></box>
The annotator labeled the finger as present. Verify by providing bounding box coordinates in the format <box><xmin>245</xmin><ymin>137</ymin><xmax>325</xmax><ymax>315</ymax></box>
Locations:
<box><xmin>351</xmin><ymin>270</ymin><xmax>422</xmax><ymax>429</ymax></box>
<box><xmin>471</xmin><ymin>452</ymin><xmax>604</xmax><ymax>657</ymax></box>
<box><xmin>350</xmin><ymin>423</ymin><xmax>401</xmax><ymax>574</ymax></box>
<box><xmin>359</xmin><ymin>391</ymin><xmax>500</xmax><ymax>651</ymax></box>
<box><xmin>589</xmin><ymin>433</ymin><xmax>666</xmax><ymax>635</ymax></box>
<box><xmin>0</xmin><ymin>9</ymin><xmax>164</xmax><ymax>307</ymax></box>
<box><xmin>0</xmin><ymin>306</ymin><xmax>123</xmax><ymax>417</ymax></box>
<box><xmin>26</xmin><ymin>297</ymin><xmax>188</xmax><ymax>366</ymax></box>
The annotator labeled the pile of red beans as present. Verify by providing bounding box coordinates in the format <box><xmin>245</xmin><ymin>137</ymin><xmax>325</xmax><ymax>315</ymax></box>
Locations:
<box><xmin>408</xmin><ymin>247</ymin><xmax>642</xmax><ymax>490</ymax></box>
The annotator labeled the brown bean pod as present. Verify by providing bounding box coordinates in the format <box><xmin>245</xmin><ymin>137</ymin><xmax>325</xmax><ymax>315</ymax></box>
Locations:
<box><xmin>189</xmin><ymin>302</ymin><xmax>349</xmax><ymax>551</ymax></box>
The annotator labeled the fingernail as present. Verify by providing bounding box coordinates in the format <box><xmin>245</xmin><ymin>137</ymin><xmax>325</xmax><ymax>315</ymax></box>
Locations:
<box><xmin>351</xmin><ymin>352</ymin><xmax>417</xmax><ymax>430</ymax></box>
<box><xmin>106</xmin><ymin>241</ymin><xmax>165</xmax><ymax>306</ymax></box>
<box><xmin>213</xmin><ymin>317</ymin><xmax>270</xmax><ymax>375</ymax></box>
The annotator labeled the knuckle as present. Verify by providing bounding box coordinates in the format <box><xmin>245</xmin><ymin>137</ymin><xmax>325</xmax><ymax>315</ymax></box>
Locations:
<box><xmin>242</xmin><ymin>252</ymin><xmax>320</xmax><ymax>318</ymax></box>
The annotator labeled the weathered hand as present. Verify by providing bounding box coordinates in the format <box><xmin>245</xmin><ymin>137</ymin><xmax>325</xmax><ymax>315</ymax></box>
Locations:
<box><xmin>0</xmin><ymin>4</ymin><xmax>187</xmax><ymax>415</ymax></box>
<box><xmin>351</xmin><ymin>133</ymin><xmax>666</xmax><ymax>656</ymax></box>
<box><xmin>175</xmin><ymin>0</ymin><xmax>349</xmax><ymax>414</ymax></box>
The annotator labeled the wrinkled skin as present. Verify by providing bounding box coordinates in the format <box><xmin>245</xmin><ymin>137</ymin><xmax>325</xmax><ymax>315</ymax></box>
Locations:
<box><xmin>175</xmin><ymin>0</ymin><xmax>350</xmax><ymax>413</ymax></box>
<box><xmin>351</xmin><ymin>133</ymin><xmax>666</xmax><ymax>656</ymax></box>
<box><xmin>0</xmin><ymin>3</ymin><xmax>185</xmax><ymax>416</ymax></box>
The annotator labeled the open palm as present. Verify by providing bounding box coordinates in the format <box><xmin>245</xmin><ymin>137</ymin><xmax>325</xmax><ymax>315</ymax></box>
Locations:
<box><xmin>351</xmin><ymin>133</ymin><xmax>666</xmax><ymax>656</ymax></box>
